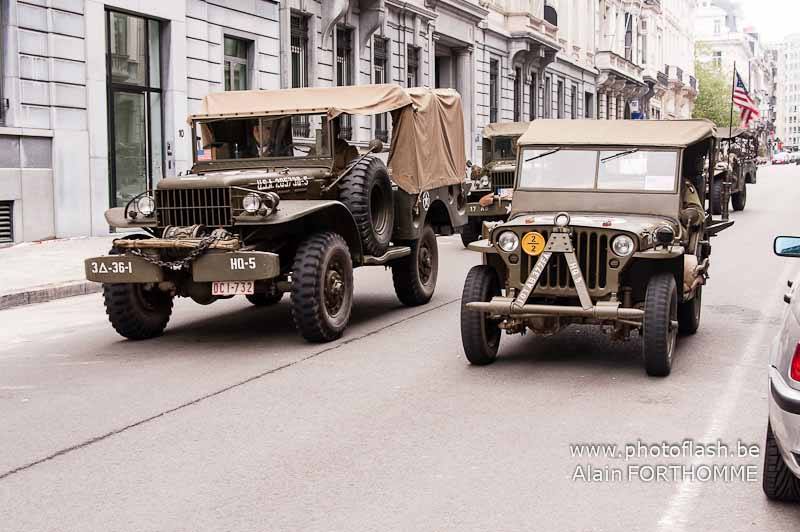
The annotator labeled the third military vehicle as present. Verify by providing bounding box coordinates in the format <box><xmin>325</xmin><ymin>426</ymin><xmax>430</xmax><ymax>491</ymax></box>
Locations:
<box><xmin>461</xmin><ymin>122</ymin><xmax>530</xmax><ymax>246</ymax></box>
<box><xmin>461</xmin><ymin>119</ymin><xmax>733</xmax><ymax>376</ymax></box>
<box><xmin>86</xmin><ymin>84</ymin><xmax>468</xmax><ymax>343</ymax></box>
<box><xmin>709</xmin><ymin>127</ymin><xmax>758</xmax><ymax>215</ymax></box>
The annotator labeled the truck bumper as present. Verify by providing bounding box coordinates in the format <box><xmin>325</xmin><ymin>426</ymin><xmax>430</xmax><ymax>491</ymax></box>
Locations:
<box><xmin>467</xmin><ymin>199</ymin><xmax>511</xmax><ymax>218</ymax></box>
<box><xmin>465</xmin><ymin>296</ymin><xmax>645</xmax><ymax>320</ymax></box>
<box><xmin>85</xmin><ymin>251</ymin><xmax>281</xmax><ymax>284</ymax></box>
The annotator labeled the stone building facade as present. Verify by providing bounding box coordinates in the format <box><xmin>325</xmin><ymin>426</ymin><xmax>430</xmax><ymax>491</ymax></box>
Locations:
<box><xmin>0</xmin><ymin>0</ymin><xmax>699</xmax><ymax>244</ymax></box>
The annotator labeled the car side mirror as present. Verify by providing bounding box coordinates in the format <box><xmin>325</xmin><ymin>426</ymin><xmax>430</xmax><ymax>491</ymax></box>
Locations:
<box><xmin>368</xmin><ymin>139</ymin><xmax>384</xmax><ymax>153</ymax></box>
<box><xmin>774</xmin><ymin>236</ymin><xmax>800</xmax><ymax>257</ymax></box>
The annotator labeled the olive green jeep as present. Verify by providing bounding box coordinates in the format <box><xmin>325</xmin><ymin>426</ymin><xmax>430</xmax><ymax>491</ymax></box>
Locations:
<box><xmin>461</xmin><ymin>122</ymin><xmax>530</xmax><ymax>246</ymax></box>
<box><xmin>460</xmin><ymin>119</ymin><xmax>733</xmax><ymax>376</ymax></box>
<box><xmin>86</xmin><ymin>84</ymin><xmax>468</xmax><ymax>342</ymax></box>
<box><xmin>709</xmin><ymin>127</ymin><xmax>759</xmax><ymax>215</ymax></box>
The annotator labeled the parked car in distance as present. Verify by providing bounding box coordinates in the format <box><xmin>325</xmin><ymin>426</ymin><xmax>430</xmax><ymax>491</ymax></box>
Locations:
<box><xmin>772</xmin><ymin>152</ymin><xmax>790</xmax><ymax>165</ymax></box>
<box><xmin>764</xmin><ymin>236</ymin><xmax>800</xmax><ymax>501</ymax></box>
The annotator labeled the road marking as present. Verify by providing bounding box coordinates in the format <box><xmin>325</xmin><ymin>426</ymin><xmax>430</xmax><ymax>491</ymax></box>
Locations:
<box><xmin>656</xmin><ymin>261</ymin><xmax>793</xmax><ymax>531</ymax></box>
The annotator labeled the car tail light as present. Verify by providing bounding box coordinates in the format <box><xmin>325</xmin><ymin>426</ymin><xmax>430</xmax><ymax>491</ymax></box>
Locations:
<box><xmin>792</xmin><ymin>342</ymin><xmax>800</xmax><ymax>381</ymax></box>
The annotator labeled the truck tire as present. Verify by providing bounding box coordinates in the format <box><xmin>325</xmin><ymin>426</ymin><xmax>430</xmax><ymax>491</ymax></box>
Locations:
<box><xmin>710</xmin><ymin>179</ymin><xmax>724</xmax><ymax>215</ymax></box>
<box><xmin>642</xmin><ymin>273</ymin><xmax>678</xmax><ymax>377</ymax></box>
<box><xmin>677</xmin><ymin>285</ymin><xmax>702</xmax><ymax>335</ymax></box>
<box><xmin>338</xmin><ymin>156</ymin><xmax>394</xmax><ymax>257</ymax></box>
<box><xmin>732</xmin><ymin>182</ymin><xmax>747</xmax><ymax>211</ymax></box>
<box><xmin>460</xmin><ymin>219</ymin><xmax>481</xmax><ymax>247</ymax></box>
<box><xmin>392</xmin><ymin>224</ymin><xmax>438</xmax><ymax>306</ymax></box>
<box><xmin>763</xmin><ymin>422</ymin><xmax>800</xmax><ymax>501</ymax></box>
<box><xmin>103</xmin><ymin>239</ymin><xmax>173</xmax><ymax>340</ymax></box>
<box><xmin>460</xmin><ymin>265</ymin><xmax>502</xmax><ymax>365</ymax></box>
<box><xmin>290</xmin><ymin>232</ymin><xmax>353</xmax><ymax>342</ymax></box>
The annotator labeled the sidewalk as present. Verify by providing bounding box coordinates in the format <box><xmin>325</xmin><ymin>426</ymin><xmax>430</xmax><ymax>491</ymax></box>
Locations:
<box><xmin>0</xmin><ymin>236</ymin><xmax>117</xmax><ymax>310</ymax></box>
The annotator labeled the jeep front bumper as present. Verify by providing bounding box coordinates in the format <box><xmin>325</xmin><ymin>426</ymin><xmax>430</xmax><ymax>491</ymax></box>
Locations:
<box><xmin>85</xmin><ymin>250</ymin><xmax>280</xmax><ymax>284</ymax></box>
<box><xmin>465</xmin><ymin>297</ymin><xmax>644</xmax><ymax>320</ymax></box>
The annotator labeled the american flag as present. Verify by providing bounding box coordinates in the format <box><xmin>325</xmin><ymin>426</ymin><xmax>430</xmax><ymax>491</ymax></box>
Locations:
<box><xmin>733</xmin><ymin>70</ymin><xmax>760</xmax><ymax>128</ymax></box>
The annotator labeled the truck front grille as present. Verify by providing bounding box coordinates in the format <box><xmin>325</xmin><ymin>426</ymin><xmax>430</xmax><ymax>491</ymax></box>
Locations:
<box><xmin>490</xmin><ymin>170</ymin><xmax>515</xmax><ymax>190</ymax></box>
<box><xmin>520</xmin><ymin>229</ymin><xmax>609</xmax><ymax>292</ymax></box>
<box><xmin>156</xmin><ymin>188</ymin><xmax>232</xmax><ymax>227</ymax></box>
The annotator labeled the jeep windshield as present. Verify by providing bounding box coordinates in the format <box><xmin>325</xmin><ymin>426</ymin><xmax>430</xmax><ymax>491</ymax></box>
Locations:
<box><xmin>518</xmin><ymin>148</ymin><xmax>678</xmax><ymax>192</ymax></box>
<box><xmin>193</xmin><ymin>114</ymin><xmax>332</xmax><ymax>162</ymax></box>
<box><xmin>492</xmin><ymin>136</ymin><xmax>518</xmax><ymax>160</ymax></box>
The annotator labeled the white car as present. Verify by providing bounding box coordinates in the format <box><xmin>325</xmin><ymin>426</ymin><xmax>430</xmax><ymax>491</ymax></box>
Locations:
<box><xmin>764</xmin><ymin>236</ymin><xmax>800</xmax><ymax>501</ymax></box>
<box><xmin>772</xmin><ymin>152</ymin><xmax>790</xmax><ymax>165</ymax></box>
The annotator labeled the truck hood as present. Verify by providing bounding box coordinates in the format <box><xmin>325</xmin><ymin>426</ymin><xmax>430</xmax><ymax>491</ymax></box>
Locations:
<box><xmin>157</xmin><ymin>167</ymin><xmax>329</xmax><ymax>189</ymax></box>
<box><xmin>504</xmin><ymin>212</ymin><xmax>679</xmax><ymax>237</ymax></box>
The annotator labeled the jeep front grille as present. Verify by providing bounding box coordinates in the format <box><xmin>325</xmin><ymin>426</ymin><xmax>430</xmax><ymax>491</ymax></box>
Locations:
<box><xmin>490</xmin><ymin>170</ymin><xmax>515</xmax><ymax>190</ymax></box>
<box><xmin>520</xmin><ymin>229</ymin><xmax>609</xmax><ymax>293</ymax></box>
<box><xmin>156</xmin><ymin>188</ymin><xmax>233</xmax><ymax>227</ymax></box>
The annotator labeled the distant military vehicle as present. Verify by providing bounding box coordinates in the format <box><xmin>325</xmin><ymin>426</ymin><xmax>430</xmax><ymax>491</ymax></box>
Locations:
<box><xmin>709</xmin><ymin>127</ymin><xmax>758</xmax><ymax>215</ymax></box>
<box><xmin>461</xmin><ymin>119</ymin><xmax>733</xmax><ymax>376</ymax></box>
<box><xmin>86</xmin><ymin>85</ymin><xmax>468</xmax><ymax>342</ymax></box>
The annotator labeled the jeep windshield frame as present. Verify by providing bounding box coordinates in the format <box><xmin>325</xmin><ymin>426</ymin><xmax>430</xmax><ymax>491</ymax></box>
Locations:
<box><xmin>190</xmin><ymin>113</ymin><xmax>335</xmax><ymax>171</ymax></box>
<box><xmin>516</xmin><ymin>146</ymin><xmax>680</xmax><ymax>194</ymax></box>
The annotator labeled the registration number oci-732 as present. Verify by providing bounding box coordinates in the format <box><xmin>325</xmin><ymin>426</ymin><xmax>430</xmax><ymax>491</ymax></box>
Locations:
<box><xmin>211</xmin><ymin>281</ymin><xmax>255</xmax><ymax>296</ymax></box>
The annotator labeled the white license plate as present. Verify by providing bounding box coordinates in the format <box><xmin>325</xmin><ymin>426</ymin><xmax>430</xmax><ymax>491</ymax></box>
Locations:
<box><xmin>497</xmin><ymin>188</ymin><xmax>513</xmax><ymax>197</ymax></box>
<box><xmin>211</xmin><ymin>281</ymin><xmax>254</xmax><ymax>296</ymax></box>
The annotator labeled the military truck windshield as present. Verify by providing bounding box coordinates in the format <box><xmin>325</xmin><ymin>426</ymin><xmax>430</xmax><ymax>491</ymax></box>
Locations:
<box><xmin>194</xmin><ymin>114</ymin><xmax>331</xmax><ymax>162</ymax></box>
<box><xmin>492</xmin><ymin>137</ymin><xmax>517</xmax><ymax>160</ymax></box>
<box><xmin>518</xmin><ymin>148</ymin><xmax>678</xmax><ymax>192</ymax></box>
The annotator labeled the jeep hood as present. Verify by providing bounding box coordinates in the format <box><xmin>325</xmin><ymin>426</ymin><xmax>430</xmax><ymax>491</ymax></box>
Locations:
<box><xmin>156</xmin><ymin>168</ymin><xmax>327</xmax><ymax>189</ymax></box>
<box><xmin>503</xmin><ymin>212</ymin><xmax>679</xmax><ymax>237</ymax></box>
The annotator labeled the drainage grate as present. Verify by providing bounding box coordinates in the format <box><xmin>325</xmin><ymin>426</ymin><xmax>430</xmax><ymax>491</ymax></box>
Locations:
<box><xmin>0</xmin><ymin>201</ymin><xmax>13</xmax><ymax>243</ymax></box>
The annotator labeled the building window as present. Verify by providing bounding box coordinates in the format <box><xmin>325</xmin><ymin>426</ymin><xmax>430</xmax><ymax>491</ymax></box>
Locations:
<box><xmin>336</xmin><ymin>27</ymin><xmax>354</xmax><ymax>140</ymax></box>
<box><xmin>407</xmin><ymin>45</ymin><xmax>419</xmax><ymax>87</ymax></box>
<box><xmin>106</xmin><ymin>11</ymin><xmax>163</xmax><ymax>209</ymax></box>
<box><xmin>224</xmin><ymin>36</ymin><xmax>249</xmax><ymax>91</ymax></box>
<box><xmin>290</xmin><ymin>14</ymin><xmax>309</xmax><ymax>137</ymax></box>
<box><xmin>584</xmin><ymin>92</ymin><xmax>594</xmax><ymax>119</ymax></box>
<box><xmin>624</xmin><ymin>13</ymin><xmax>633</xmax><ymax>62</ymax></box>
<box><xmin>557</xmin><ymin>80</ymin><xmax>564</xmax><ymax>118</ymax></box>
<box><xmin>513</xmin><ymin>67</ymin><xmax>522</xmax><ymax>122</ymax></box>
<box><xmin>544</xmin><ymin>76</ymin><xmax>552</xmax><ymax>118</ymax></box>
<box><xmin>489</xmin><ymin>59</ymin><xmax>499</xmax><ymax>123</ymax></box>
<box><xmin>529</xmin><ymin>73</ymin><xmax>538</xmax><ymax>120</ymax></box>
<box><xmin>571</xmin><ymin>85</ymin><xmax>578</xmax><ymax>118</ymax></box>
<box><xmin>714</xmin><ymin>19</ymin><xmax>721</xmax><ymax>35</ymax></box>
<box><xmin>374</xmin><ymin>37</ymin><xmax>389</xmax><ymax>142</ymax></box>
<box><xmin>713</xmin><ymin>51</ymin><xmax>722</xmax><ymax>68</ymax></box>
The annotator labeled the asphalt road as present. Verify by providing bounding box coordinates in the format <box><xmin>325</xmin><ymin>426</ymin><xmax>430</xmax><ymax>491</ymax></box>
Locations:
<box><xmin>2</xmin><ymin>165</ymin><xmax>800</xmax><ymax>531</ymax></box>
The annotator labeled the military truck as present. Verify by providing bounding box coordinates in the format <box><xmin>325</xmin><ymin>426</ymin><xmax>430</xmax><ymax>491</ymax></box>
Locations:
<box><xmin>709</xmin><ymin>127</ymin><xmax>758</xmax><ymax>215</ymax></box>
<box><xmin>461</xmin><ymin>122</ymin><xmax>530</xmax><ymax>246</ymax></box>
<box><xmin>86</xmin><ymin>85</ymin><xmax>468</xmax><ymax>343</ymax></box>
<box><xmin>460</xmin><ymin>119</ymin><xmax>733</xmax><ymax>377</ymax></box>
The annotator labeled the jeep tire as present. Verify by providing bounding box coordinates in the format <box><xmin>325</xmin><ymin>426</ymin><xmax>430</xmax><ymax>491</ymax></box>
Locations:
<box><xmin>338</xmin><ymin>156</ymin><xmax>394</xmax><ymax>257</ymax></box>
<box><xmin>460</xmin><ymin>265</ymin><xmax>502</xmax><ymax>365</ymax></box>
<box><xmin>677</xmin><ymin>285</ymin><xmax>702</xmax><ymax>335</ymax></box>
<box><xmin>642</xmin><ymin>273</ymin><xmax>678</xmax><ymax>377</ymax></box>
<box><xmin>710</xmin><ymin>179</ymin><xmax>724</xmax><ymax>215</ymax></box>
<box><xmin>763</xmin><ymin>422</ymin><xmax>800</xmax><ymax>501</ymax></box>
<box><xmin>392</xmin><ymin>224</ymin><xmax>438</xmax><ymax>306</ymax></box>
<box><xmin>732</xmin><ymin>182</ymin><xmax>747</xmax><ymax>211</ymax></box>
<box><xmin>290</xmin><ymin>232</ymin><xmax>354</xmax><ymax>342</ymax></box>
<box><xmin>460</xmin><ymin>219</ymin><xmax>481</xmax><ymax>247</ymax></box>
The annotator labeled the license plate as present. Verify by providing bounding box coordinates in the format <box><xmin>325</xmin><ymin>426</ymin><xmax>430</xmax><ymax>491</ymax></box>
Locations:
<box><xmin>212</xmin><ymin>281</ymin><xmax>254</xmax><ymax>296</ymax></box>
<box><xmin>497</xmin><ymin>188</ymin><xmax>513</xmax><ymax>198</ymax></box>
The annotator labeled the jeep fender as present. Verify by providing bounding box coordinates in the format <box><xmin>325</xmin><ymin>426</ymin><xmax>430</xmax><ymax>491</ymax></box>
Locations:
<box><xmin>258</xmin><ymin>200</ymin><xmax>363</xmax><ymax>263</ymax></box>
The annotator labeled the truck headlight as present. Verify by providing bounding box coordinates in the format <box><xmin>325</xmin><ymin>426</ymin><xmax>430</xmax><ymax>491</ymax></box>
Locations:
<box><xmin>242</xmin><ymin>193</ymin><xmax>262</xmax><ymax>214</ymax></box>
<box><xmin>136</xmin><ymin>195</ymin><xmax>155</xmax><ymax>217</ymax></box>
<box><xmin>611</xmin><ymin>235</ymin><xmax>635</xmax><ymax>257</ymax></box>
<box><xmin>497</xmin><ymin>231</ymin><xmax>519</xmax><ymax>252</ymax></box>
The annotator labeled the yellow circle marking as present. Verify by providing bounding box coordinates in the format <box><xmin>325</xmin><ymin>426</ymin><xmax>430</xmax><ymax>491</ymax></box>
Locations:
<box><xmin>521</xmin><ymin>232</ymin><xmax>546</xmax><ymax>256</ymax></box>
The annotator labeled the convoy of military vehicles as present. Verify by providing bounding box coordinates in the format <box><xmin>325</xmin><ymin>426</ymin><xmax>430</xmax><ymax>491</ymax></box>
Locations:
<box><xmin>86</xmin><ymin>83</ymin><xmax>753</xmax><ymax>377</ymax></box>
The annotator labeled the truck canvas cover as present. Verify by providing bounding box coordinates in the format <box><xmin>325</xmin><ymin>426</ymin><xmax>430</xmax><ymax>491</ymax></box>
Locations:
<box><xmin>518</xmin><ymin>119</ymin><xmax>717</xmax><ymax>148</ymax></box>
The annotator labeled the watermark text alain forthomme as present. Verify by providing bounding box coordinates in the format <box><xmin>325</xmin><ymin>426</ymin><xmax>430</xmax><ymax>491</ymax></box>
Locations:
<box><xmin>569</xmin><ymin>439</ymin><xmax>761</xmax><ymax>483</ymax></box>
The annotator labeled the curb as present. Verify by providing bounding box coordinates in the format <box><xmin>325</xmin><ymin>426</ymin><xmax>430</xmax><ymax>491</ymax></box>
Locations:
<box><xmin>0</xmin><ymin>281</ymin><xmax>102</xmax><ymax>311</ymax></box>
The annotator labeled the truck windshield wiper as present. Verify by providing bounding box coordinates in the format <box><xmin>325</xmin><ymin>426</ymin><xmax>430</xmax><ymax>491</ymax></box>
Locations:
<box><xmin>601</xmin><ymin>148</ymin><xmax>639</xmax><ymax>163</ymax></box>
<box><xmin>525</xmin><ymin>148</ymin><xmax>561</xmax><ymax>162</ymax></box>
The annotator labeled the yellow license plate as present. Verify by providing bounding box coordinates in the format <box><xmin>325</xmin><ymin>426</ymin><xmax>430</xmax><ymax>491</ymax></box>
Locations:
<box><xmin>521</xmin><ymin>232</ymin><xmax>546</xmax><ymax>256</ymax></box>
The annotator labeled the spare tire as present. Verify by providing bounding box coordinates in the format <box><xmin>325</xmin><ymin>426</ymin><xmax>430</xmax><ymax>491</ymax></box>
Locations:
<box><xmin>338</xmin><ymin>156</ymin><xmax>394</xmax><ymax>256</ymax></box>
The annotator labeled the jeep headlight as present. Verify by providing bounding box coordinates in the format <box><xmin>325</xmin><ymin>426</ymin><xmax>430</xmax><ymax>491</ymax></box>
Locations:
<box><xmin>242</xmin><ymin>193</ymin><xmax>262</xmax><ymax>214</ymax></box>
<box><xmin>611</xmin><ymin>234</ymin><xmax>635</xmax><ymax>257</ymax></box>
<box><xmin>136</xmin><ymin>195</ymin><xmax>155</xmax><ymax>217</ymax></box>
<box><xmin>497</xmin><ymin>231</ymin><xmax>519</xmax><ymax>252</ymax></box>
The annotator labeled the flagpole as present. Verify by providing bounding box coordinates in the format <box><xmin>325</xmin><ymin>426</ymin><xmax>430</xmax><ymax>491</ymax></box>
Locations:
<box><xmin>725</xmin><ymin>62</ymin><xmax>736</xmax><ymax>222</ymax></box>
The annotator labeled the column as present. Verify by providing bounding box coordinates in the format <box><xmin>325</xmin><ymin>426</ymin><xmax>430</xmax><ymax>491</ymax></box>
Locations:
<box><xmin>618</xmin><ymin>95</ymin><xmax>624</xmax><ymax>119</ymax></box>
<box><xmin>455</xmin><ymin>47</ymin><xmax>473</xmax><ymax>161</ymax></box>
<box><xmin>609</xmin><ymin>92</ymin><xmax>617</xmax><ymax>121</ymax></box>
<box><xmin>599</xmin><ymin>91</ymin><xmax>607</xmax><ymax>120</ymax></box>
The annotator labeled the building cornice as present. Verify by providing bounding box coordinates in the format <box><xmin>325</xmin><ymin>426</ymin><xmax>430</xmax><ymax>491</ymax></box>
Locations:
<box><xmin>385</xmin><ymin>0</ymin><xmax>437</xmax><ymax>21</ymax></box>
<box><xmin>425</xmin><ymin>0</ymin><xmax>488</xmax><ymax>22</ymax></box>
